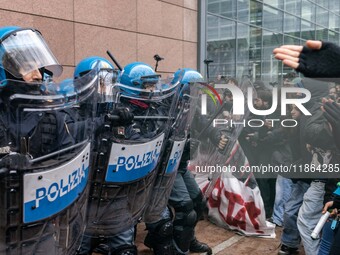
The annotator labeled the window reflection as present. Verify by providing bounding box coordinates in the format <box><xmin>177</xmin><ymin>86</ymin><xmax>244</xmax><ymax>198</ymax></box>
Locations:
<box><xmin>207</xmin><ymin>15</ymin><xmax>236</xmax><ymax>78</ymax></box>
<box><xmin>316</xmin><ymin>26</ymin><xmax>328</xmax><ymax>41</ymax></box>
<box><xmin>263</xmin><ymin>6</ymin><xmax>283</xmax><ymax>32</ymax></box>
<box><xmin>284</xmin><ymin>13</ymin><xmax>300</xmax><ymax>37</ymax></box>
<box><xmin>285</xmin><ymin>0</ymin><xmax>301</xmax><ymax>16</ymax></box>
<box><xmin>301</xmin><ymin>20</ymin><xmax>315</xmax><ymax>40</ymax></box>
<box><xmin>263</xmin><ymin>0</ymin><xmax>283</xmax><ymax>9</ymax></box>
<box><xmin>250</xmin><ymin>0</ymin><xmax>262</xmax><ymax>26</ymax></box>
<box><xmin>205</xmin><ymin>0</ymin><xmax>340</xmax><ymax>83</ymax></box>
<box><xmin>207</xmin><ymin>0</ymin><xmax>237</xmax><ymax>19</ymax></box>
<box><xmin>317</xmin><ymin>6</ymin><xmax>329</xmax><ymax>27</ymax></box>
<box><xmin>238</xmin><ymin>0</ymin><xmax>249</xmax><ymax>22</ymax></box>
<box><xmin>301</xmin><ymin>0</ymin><xmax>315</xmax><ymax>22</ymax></box>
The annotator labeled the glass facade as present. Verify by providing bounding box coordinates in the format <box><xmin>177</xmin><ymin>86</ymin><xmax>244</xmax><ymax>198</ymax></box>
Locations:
<box><xmin>202</xmin><ymin>0</ymin><xmax>340</xmax><ymax>84</ymax></box>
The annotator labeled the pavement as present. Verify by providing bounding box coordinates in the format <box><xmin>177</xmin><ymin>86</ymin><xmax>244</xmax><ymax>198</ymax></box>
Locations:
<box><xmin>135</xmin><ymin>219</ymin><xmax>306</xmax><ymax>255</ymax></box>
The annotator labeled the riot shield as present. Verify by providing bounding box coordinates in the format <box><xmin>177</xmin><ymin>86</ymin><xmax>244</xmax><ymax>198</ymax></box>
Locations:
<box><xmin>189</xmin><ymin>78</ymin><xmax>274</xmax><ymax>236</ymax></box>
<box><xmin>0</xmin><ymin>67</ymin><xmax>98</xmax><ymax>255</ymax></box>
<box><xmin>84</xmin><ymin>77</ymin><xmax>180</xmax><ymax>240</ymax></box>
<box><xmin>193</xmin><ymin>77</ymin><xmax>255</xmax><ymax>198</ymax></box>
<box><xmin>143</xmin><ymin>79</ymin><xmax>201</xmax><ymax>223</ymax></box>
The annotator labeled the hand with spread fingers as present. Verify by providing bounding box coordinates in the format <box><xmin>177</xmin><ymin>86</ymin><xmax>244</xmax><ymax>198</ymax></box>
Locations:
<box><xmin>273</xmin><ymin>40</ymin><xmax>340</xmax><ymax>78</ymax></box>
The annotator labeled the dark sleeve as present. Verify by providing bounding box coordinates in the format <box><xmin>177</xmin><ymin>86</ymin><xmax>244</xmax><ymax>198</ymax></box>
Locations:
<box><xmin>333</xmin><ymin>195</ymin><xmax>340</xmax><ymax>209</ymax></box>
<box><xmin>260</xmin><ymin>127</ymin><xmax>288</xmax><ymax>145</ymax></box>
<box><xmin>303</xmin><ymin>110</ymin><xmax>336</xmax><ymax>150</ymax></box>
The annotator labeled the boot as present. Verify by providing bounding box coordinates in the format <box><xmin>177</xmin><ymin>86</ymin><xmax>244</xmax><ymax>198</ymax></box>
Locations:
<box><xmin>189</xmin><ymin>238</ymin><xmax>212</xmax><ymax>255</ymax></box>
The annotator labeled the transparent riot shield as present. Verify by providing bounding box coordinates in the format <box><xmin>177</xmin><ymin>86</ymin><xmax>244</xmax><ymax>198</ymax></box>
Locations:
<box><xmin>84</xmin><ymin>77</ymin><xmax>180</xmax><ymax>244</ymax></box>
<box><xmin>143</xmin><ymin>79</ymin><xmax>201</xmax><ymax>223</ymax></box>
<box><xmin>190</xmin><ymin>77</ymin><xmax>256</xmax><ymax>198</ymax></box>
<box><xmin>0</xmin><ymin>67</ymin><xmax>98</xmax><ymax>255</ymax></box>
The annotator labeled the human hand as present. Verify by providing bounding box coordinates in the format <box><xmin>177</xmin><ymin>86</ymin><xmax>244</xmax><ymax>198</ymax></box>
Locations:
<box><xmin>322</xmin><ymin>201</ymin><xmax>338</xmax><ymax>217</ymax></box>
<box><xmin>273</xmin><ymin>40</ymin><xmax>322</xmax><ymax>69</ymax></box>
<box><xmin>274</xmin><ymin>40</ymin><xmax>340</xmax><ymax>78</ymax></box>
<box><xmin>110</xmin><ymin>107</ymin><xmax>134</xmax><ymax>126</ymax></box>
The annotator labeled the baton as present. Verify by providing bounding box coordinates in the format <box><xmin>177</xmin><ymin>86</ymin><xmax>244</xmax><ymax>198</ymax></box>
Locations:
<box><xmin>105</xmin><ymin>114</ymin><xmax>173</xmax><ymax>121</ymax></box>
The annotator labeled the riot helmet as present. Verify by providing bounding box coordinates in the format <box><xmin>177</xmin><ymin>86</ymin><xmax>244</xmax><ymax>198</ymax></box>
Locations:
<box><xmin>74</xmin><ymin>56</ymin><xmax>115</xmax><ymax>79</ymax></box>
<box><xmin>0</xmin><ymin>26</ymin><xmax>63</xmax><ymax>83</ymax></box>
<box><xmin>172</xmin><ymin>68</ymin><xmax>203</xmax><ymax>86</ymax></box>
<box><xmin>119</xmin><ymin>62</ymin><xmax>160</xmax><ymax>95</ymax></box>
<box><xmin>74</xmin><ymin>56</ymin><xmax>118</xmax><ymax>102</ymax></box>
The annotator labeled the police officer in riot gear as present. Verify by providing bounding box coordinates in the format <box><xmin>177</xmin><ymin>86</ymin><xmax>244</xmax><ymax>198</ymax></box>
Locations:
<box><xmin>117</xmin><ymin>62</ymin><xmax>178</xmax><ymax>255</ymax></box>
<box><xmin>171</xmin><ymin>69</ymin><xmax>229</xmax><ymax>255</ymax></box>
<box><xmin>74</xmin><ymin>57</ymin><xmax>138</xmax><ymax>255</ymax></box>
<box><xmin>118</xmin><ymin>63</ymin><xmax>179</xmax><ymax>255</ymax></box>
<box><xmin>0</xmin><ymin>26</ymin><xmax>93</xmax><ymax>255</ymax></box>
<box><xmin>0</xmin><ymin>26</ymin><xmax>76</xmax><ymax>158</ymax></box>
<box><xmin>144</xmin><ymin>68</ymin><xmax>227</xmax><ymax>255</ymax></box>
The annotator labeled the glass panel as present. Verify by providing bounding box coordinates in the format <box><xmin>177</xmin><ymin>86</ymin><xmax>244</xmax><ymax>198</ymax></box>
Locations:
<box><xmin>318</xmin><ymin>0</ymin><xmax>329</xmax><ymax>8</ymax></box>
<box><xmin>238</xmin><ymin>0</ymin><xmax>250</xmax><ymax>22</ymax></box>
<box><xmin>207</xmin><ymin>15</ymin><xmax>219</xmax><ymax>40</ymax></box>
<box><xmin>221</xmin><ymin>0</ymin><xmax>237</xmax><ymax>19</ymax></box>
<box><xmin>207</xmin><ymin>0</ymin><xmax>237</xmax><ymax>19</ymax></box>
<box><xmin>316</xmin><ymin>26</ymin><xmax>328</xmax><ymax>40</ymax></box>
<box><xmin>220</xmin><ymin>18</ymin><xmax>236</xmax><ymax>39</ymax></box>
<box><xmin>283</xmin><ymin>36</ymin><xmax>301</xmax><ymax>45</ymax></box>
<box><xmin>329</xmin><ymin>12</ymin><xmax>339</xmax><ymax>31</ymax></box>
<box><xmin>328</xmin><ymin>30</ymin><xmax>339</xmax><ymax>44</ymax></box>
<box><xmin>301</xmin><ymin>20</ymin><xmax>315</xmax><ymax>40</ymax></box>
<box><xmin>316</xmin><ymin>6</ymin><xmax>329</xmax><ymax>27</ymax></box>
<box><xmin>207</xmin><ymin>16</ymin><xmax>236</xmax><ymax>78</ymax></box>
<box><xmin>249</xmin><ymin>26</ymin><xmax>262</xmax><ymax>80</ymax></box>
<box><xmin>284</xmin><ymin>13</ymin><xmax>300</xmax><ymax>37</ymax></box>
<box><xmin>250</xmin><ymin>0</ymin><xmax>263</xmax><ymax>26</ymax></box>
<box><xmin>262</xmin><ymin>30</ymin><xmax>283</xmax><ymax>84</ymax></box>
<box><xmin>329</xmin><ymin>0</ymin><xmax>340</xmax><ymax>13</ymax></box>
<box><xmin>285</xmin><ymin>0</ymin><xmax>301</xmax><ymax>16</ymax></box>
<box><xmin>301</xmin><ymin>0</ymin><xmax>315</xmax><ymax>22</ymax></box>
<box><xmin>263</xmin><ymin>5</ymin><xmax>283</xmax><ymax>32</ymax></box>
<box><xmin>207</xmin><ymin>1</ymin><xmax>219</xmax><ymax>14</ymax></box>
<box><xmin>236</xmin><ymin>23</ymin><xmax>250</xmax><ymax>79</ymax></box>
<box><xmin>263</xmin><ymin>0</ymin><xmax>283</xmax><ymax>9</ymax></box>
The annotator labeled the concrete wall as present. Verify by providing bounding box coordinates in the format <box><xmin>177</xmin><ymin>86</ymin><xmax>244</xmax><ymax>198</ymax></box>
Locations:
<box><xmin>0</xmin><ymin>0</ymin><xmax>198</xmax><ymax>81</ymax></box>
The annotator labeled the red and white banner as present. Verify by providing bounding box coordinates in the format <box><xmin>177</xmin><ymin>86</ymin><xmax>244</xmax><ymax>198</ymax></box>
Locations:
<box><xmin>192</xmin><ymin>142</ymin><xmax>275</xmax><ymax>237</ymax></box>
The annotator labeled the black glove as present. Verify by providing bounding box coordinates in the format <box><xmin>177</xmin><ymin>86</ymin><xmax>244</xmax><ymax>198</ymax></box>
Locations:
<box><xmin>109</xmin><ymin>107</ymin><xmax>134</xmax><ymax>126</ymax></box>
<box><xmin>297</xmin><ymin>41</ymin><xmax>340</xmax><ymax>78</ymax></box>
<box><xmin>323</xmin><ymin>102</ymin><xmax>340</xmax><ymax>150</ymax></box>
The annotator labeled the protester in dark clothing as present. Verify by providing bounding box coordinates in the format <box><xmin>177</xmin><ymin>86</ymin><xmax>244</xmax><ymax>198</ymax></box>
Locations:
<box><xmin>274</xmin><ymin>40</ymin><xmax>340</xmax><ymax>255</ymax></box>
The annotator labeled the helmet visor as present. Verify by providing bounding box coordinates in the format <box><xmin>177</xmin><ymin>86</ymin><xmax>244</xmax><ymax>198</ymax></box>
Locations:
<box><xmin>115</xmin><ymin>77</ymin><xmax>180</xmax><ymax>102</ymax></box>
<box><xmin>0</xmin><ymin>29</ymin><xmax>62</xmax><ymax>78</ymax></box>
